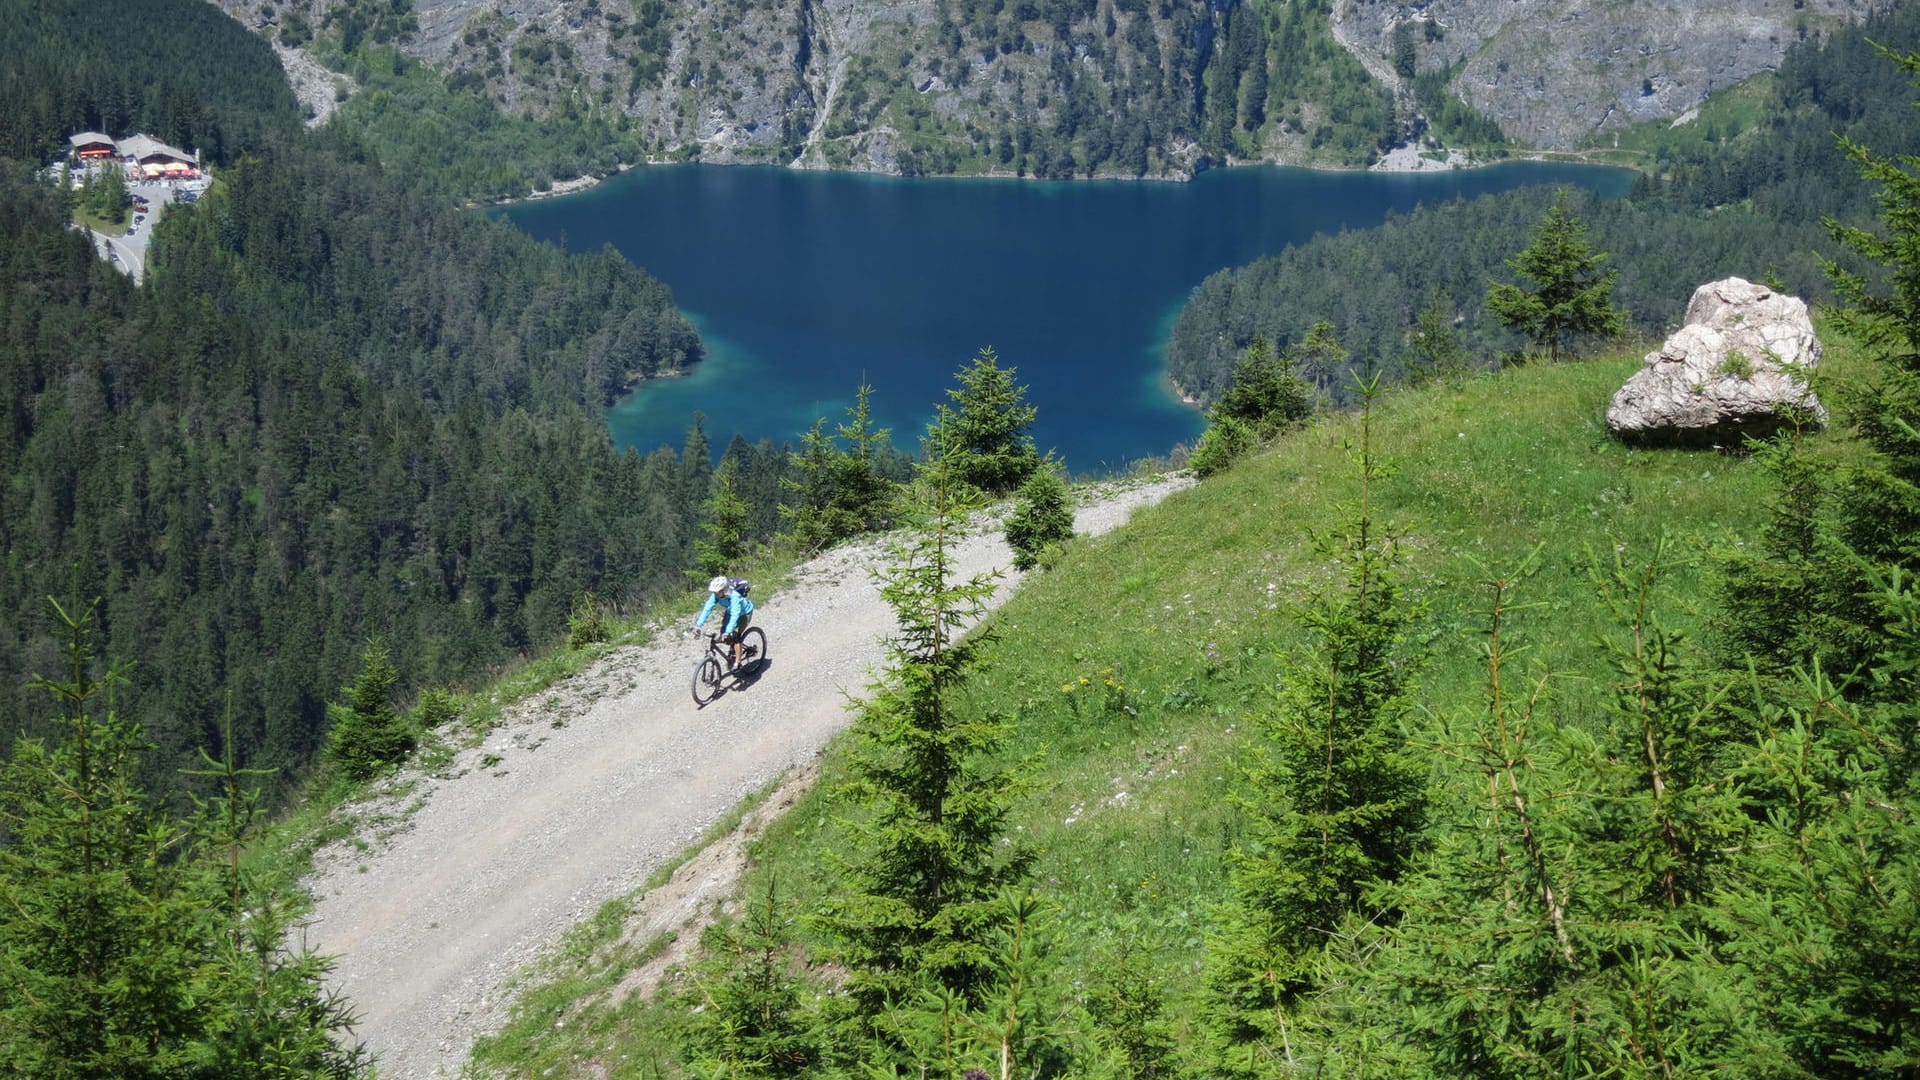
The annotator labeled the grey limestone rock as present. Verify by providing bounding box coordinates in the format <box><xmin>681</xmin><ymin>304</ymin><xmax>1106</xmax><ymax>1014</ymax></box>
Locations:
<box><xmin>1336</xmin><ymin>0</ymin><xmax>1877</xmax><ymax>151</ymax></box>
<box><xmin>1607</xmin><ymin>276</ymin><xmax>1825</xmax><ymax>448</ymax></box>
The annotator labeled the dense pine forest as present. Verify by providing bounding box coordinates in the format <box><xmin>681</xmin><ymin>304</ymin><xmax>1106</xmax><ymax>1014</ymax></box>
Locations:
<box><xmin>0</xmin><ymin>0</ymin><xmax>726</xmax><ymax>796</ymax></box>
<box><xmin>0</xmin><ymin>0</ymin><xmax>296</xmax><ymax>164</ymax></box>
<box><xmin>1167</xmin><ymin>2</ymin><xmax>1920</xmax><ymax>406</ymax></box>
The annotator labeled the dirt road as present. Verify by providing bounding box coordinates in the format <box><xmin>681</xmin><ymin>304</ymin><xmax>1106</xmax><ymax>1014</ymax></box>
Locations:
<box><xmin>301</xmin><ymin>477</ymin><xmax>1190</xmax><ymax>1078</ymax></box>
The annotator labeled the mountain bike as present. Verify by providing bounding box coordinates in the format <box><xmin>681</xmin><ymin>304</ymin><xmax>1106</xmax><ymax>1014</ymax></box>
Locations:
<box><xmin>690</xmin><ymin>626</ymin><xmax>768</xmax><ymax>707</ymax></box>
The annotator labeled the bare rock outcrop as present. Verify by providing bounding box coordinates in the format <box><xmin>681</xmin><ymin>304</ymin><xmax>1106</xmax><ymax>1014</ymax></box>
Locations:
<box><xmin>1607</xmin><ymin>277</ymin><xmax>1825</xmax><ymax>448</ymax></box>
<box><xmin>1335</xmin><ymin>0</ymin><xmax>1876</xmax><ymax>151</ymax></box>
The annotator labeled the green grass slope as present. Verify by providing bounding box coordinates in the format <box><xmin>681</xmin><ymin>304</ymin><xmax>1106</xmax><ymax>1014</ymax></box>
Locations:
<box><xmin>470</xmin><ymin>337</ymin><xmax>1868</xmax><ymax>1075</ymax></box>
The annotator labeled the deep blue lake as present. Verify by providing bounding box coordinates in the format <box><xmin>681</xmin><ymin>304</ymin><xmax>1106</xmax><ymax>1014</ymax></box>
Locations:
<box><xmin>499</xmin><ymin>162</ymin><xmax>1632</xmax><ymax>474</ymax></box>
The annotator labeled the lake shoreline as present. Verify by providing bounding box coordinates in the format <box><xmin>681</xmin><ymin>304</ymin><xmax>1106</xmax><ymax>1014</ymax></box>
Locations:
<box><xmin>500</xmin><ymin>160</ymin><xmax>1630</xmax><ymax>471</ymax></box>
<box><xmin>486</xmin><ymin>145</ymin><xmax>1641</xmax><ymax>207</ymax></box>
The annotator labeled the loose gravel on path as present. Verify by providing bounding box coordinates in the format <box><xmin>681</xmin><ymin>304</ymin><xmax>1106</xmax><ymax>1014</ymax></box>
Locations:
<box><xmin>301</xmin><ymin>476</ymin><xmax>1192</xmax><ymax>1079</ymax></box>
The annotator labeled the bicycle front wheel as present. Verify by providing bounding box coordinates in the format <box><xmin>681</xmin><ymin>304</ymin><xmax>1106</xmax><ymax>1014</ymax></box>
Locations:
<box><xmin>691</xmin><ymin>655</ymin><xmax>724</xmax><ymax>707</ymax></box>
<box><xmin>738</xmin><ymin>626</ymin><xmax>768</xmax><ymax>674</ymax></box>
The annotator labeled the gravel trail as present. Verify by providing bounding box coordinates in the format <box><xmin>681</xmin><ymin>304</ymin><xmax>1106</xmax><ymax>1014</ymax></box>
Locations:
<box><xmin>301</xmin><ymin>476</ymin><xmax>1192</xmax><ymax>1079</ymax></box>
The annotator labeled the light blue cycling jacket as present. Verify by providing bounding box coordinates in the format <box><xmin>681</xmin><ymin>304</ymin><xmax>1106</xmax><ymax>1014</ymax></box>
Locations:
<box><xmin>695</xmin><ymin>590</ymin><xmax>754</xmax><ymax>635</ymax></box>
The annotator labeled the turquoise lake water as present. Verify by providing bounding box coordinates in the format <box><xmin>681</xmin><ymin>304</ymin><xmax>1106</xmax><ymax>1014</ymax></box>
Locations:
<box><xmin>498</xmin><ymin>162</ymin><xmax>1632</xmax><ymax>474</ymax></box>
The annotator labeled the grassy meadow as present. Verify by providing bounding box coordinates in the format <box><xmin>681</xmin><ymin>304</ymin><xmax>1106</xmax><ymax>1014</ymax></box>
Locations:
<box><xmin>468</xmin><ymin>334</ymin><xmax>1871</xmax><ymax>1076</ymax></box>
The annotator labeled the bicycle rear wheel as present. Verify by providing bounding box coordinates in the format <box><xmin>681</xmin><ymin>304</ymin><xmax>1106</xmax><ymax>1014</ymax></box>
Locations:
<box><xmin>691</xmin><ymin>655</ymin><xmax>723</xmax><ymax>706</ymax></box>
<box><xmin>738</xmin><ymin>626</ymin><xmax>768</xmax><ymax>674</ymax></box>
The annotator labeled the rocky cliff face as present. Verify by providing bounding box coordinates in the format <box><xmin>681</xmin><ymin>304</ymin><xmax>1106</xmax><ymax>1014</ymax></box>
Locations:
<box><xmin>215</xmin><ymin>0</ymin><xmax>1214</xmax><ymax>175</ymax></box>
<box><xmin>1335</xmin><ymin>0</ymin><xmax>1876</xmax><ymax>149</ymax></box>
<box><xmin>210</xmin><ymin>0</ymin><xmax>1875</xmax><ymax>172</ymax></box>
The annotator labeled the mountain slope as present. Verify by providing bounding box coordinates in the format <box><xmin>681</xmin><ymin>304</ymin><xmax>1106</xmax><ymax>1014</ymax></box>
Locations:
<box><xmin>213</xmin><ymin>0</ymin><xmax>1874</xmax><ymax>183</ymax></box>
<box><xmin>457</xmin><ymin>335</ymin><xmax>1877</xmax><ymax>1074</ymax></box>
<box><xmin>299</xmin><ymin>478</ymin><xmax>1187</xmax><ymax>1078</ymax></box>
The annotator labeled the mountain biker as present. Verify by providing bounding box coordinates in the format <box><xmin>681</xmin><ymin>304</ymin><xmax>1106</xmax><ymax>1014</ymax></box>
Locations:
<box><xmin>694</xmin><ymin>575</ymin><xmax>755</xmax><ymax>669</ymax></box>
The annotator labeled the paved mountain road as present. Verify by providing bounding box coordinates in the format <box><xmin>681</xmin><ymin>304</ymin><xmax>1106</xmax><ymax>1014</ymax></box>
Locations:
<box><xmin>301</xmin><ymin>477</ymin><xmax>1190</xmax><ymax>1078</ymax></box>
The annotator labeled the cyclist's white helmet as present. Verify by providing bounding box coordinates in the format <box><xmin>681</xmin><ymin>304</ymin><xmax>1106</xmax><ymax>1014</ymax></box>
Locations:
<box><xmin>708</xmin><ymin>575</ymin><xmax>730</xmax><ymax>594</ymax></box>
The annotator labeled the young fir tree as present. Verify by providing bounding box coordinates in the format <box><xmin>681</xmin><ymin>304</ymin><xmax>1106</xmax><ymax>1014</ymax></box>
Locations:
<box><xmin>1204</xmin><ymin>379</ymin><xmax>1428</xmax><ymax>1076</ymax></box>
<box><xmin>1690</xmin><ymin>56</ymin><xmax>1920</xmax><ymax>1070</ymax></box>
<box><xmin>878</xmin><ymin>889</ymin><xmax>1068</xmax><ymax>1079</ymax></box>
<box><xmin>1405</xmin><ymin>297</ymin><xmax>1469</xmax><ymax>385</ymax></box>
<box><xmin>1676</xmin><ymin>49</ymin><xmax>1920</xmax><ymax>1074</ymax></box>
<box><xmin>1371</xmin><ymin>548</ymin><xmax>1754</xmax><ymax>1077</ymax></box>
<box><xmin>1815</xmin><ymin>44</ymin><xmax>1920</xmax><ymax>697</ymax></box>
<box><xmin>780</xmin><ymin>385</ymin><xmax>899</xmax><ymax>551</ymax></box>
<box><xmin>184</xmin><ymin>714</ymin><xmax>374</xmax><ymax>1079</ymax></box>
<box><xmin>815</xmin><ymin>426</ymin><xmax>1036</xmax><ymax>1031</ymax></box>
<box><xmin>1486</xmin><ymin>190</ymin><xmax>1625</xmax><ymax>363</ymax></box>
<box><xmin>927</xmin><ymin>347</ymin><xmax>1041</xmax><ymax>496</ymax></box>
<box><xmin>1188</xmin><ymin>414</ymin><xmax>1255</xmax><ymax>479</ymax></box>
<box><xmin>675</xmin><ymin>875</ymin><xmax>817</xmax><ymax>1077</ymax></box>
<box><xmin>1708</xmin><ymin>658</ymin><xmax>1920</xmax><ymax>1077</ymax></box>
<box><xmin>696</xmin><ymin>455</ymin><xmax>755</xmax><ymax>578</ymax></box>
<box><xmin>324</xmin><ymin>640</ymin><xmax>412</xmax><ymax>783</ymax></box>
<box><xmin>1084</xmin><ymin>921</ymin><xmax>1180</xmax><ymax>1080</ymax></box>
<box><xmin>1190</xmin><ymin>335</ymin><xmax>1315</xmax><ymax>478</ymax></box>
<box><xmin>781</xmin><ymin>416</ymin><xmax>848</xmax><ymax>552</ymax></box>
<box><xmin>1211</xmin><ymin>334</ymin><xmax>1314</xmax><ymax>437</ymax></box>
<box><xmin>1586</xmin><ymin>537</ymin><xmax>1747</xmax><ymax>911</ymax></box>
<box><xmin>0</xmin><ymin>598</ymin><xmax>371</xmax><ymax>1079</ymax></box>
<box><xmin>0</xmin><ymin>597</ymin><xmax>204</xmax><ymax>1079</ymax></box>
<box><xmin>1710</xmin><ymin>425</ymin><xmax>1872</xmax><ymax>689</ymax></box>
<box><xmin>1003</xmin><ymin>463</ymin><xmax>1074</xmax><ymax>572</ymax></box>
<box><xmin>832</xmin><ymin>382</ymin><xmax>899</xmax><ymax>533</ymax></box>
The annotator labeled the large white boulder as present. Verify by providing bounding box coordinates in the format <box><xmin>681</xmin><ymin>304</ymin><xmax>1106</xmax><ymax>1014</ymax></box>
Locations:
<box><xmin>1607</xmin><ymin>277</ymin><xmax>1826</xmax><ymax>448</ymax></box>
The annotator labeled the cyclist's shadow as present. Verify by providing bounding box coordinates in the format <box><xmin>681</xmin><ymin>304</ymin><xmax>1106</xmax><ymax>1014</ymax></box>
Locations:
<box><xmin>716</xmin><ymin>657</ymin><xmax>772</xmax><ymax>699</ymax></box>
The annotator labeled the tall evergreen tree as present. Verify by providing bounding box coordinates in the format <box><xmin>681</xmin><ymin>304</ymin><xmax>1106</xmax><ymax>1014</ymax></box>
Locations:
<box><xmin>780</xmin><ymin>416</ymin><xmax>847</xmax><ymax>553</ymax></box>
<box><xmin>927</xmin><ymin>347</ymin><xmax>1042</xmax><ymax>496</ymax></box>
<box><xmin>1405</xmin><ymin>297</ymin><xmax>1469</xmax><ymax>385</ymax></box>
<box><xmin>183</xmin><ymin>715</ymin><xmax>373</xmax><ymax>1080</ymax></box>
<box><xmin>1291</xmin><ymin>319</ymin><xmax>1349</xmax><ymax>403</ymax></box>
<box><xmin>816</xmin><ymin>426</ymin><xmax>1035</xmax><ymax>1025</ymax></box>
<box><xmin>832</xmin><ymin>383</ymin><xmax>900</xmax><ymax>534</ymax></box>
<box><xmin>680</xmin><ymin>415</ymin><xmax>715</xmax><ymax>510</ymax></box>
<box><xmin>695</xmin><ymin>455</ymin><xmax>755</xmax><ymax>578</ymax></box>
<box><xmin>1820</xmin><ymin>44</ymin><xmax>1920</xmax><ymax>659</ymax></box>
<box><xmin>1707</xmin><ymin>48</ymin><xmax>1920</xmax><ymax>1072</ymax></box>
<box><xmin>1486</xmin><ymin>190</ymin><xmax>1625</xmax><ymax>362</ymax></box>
